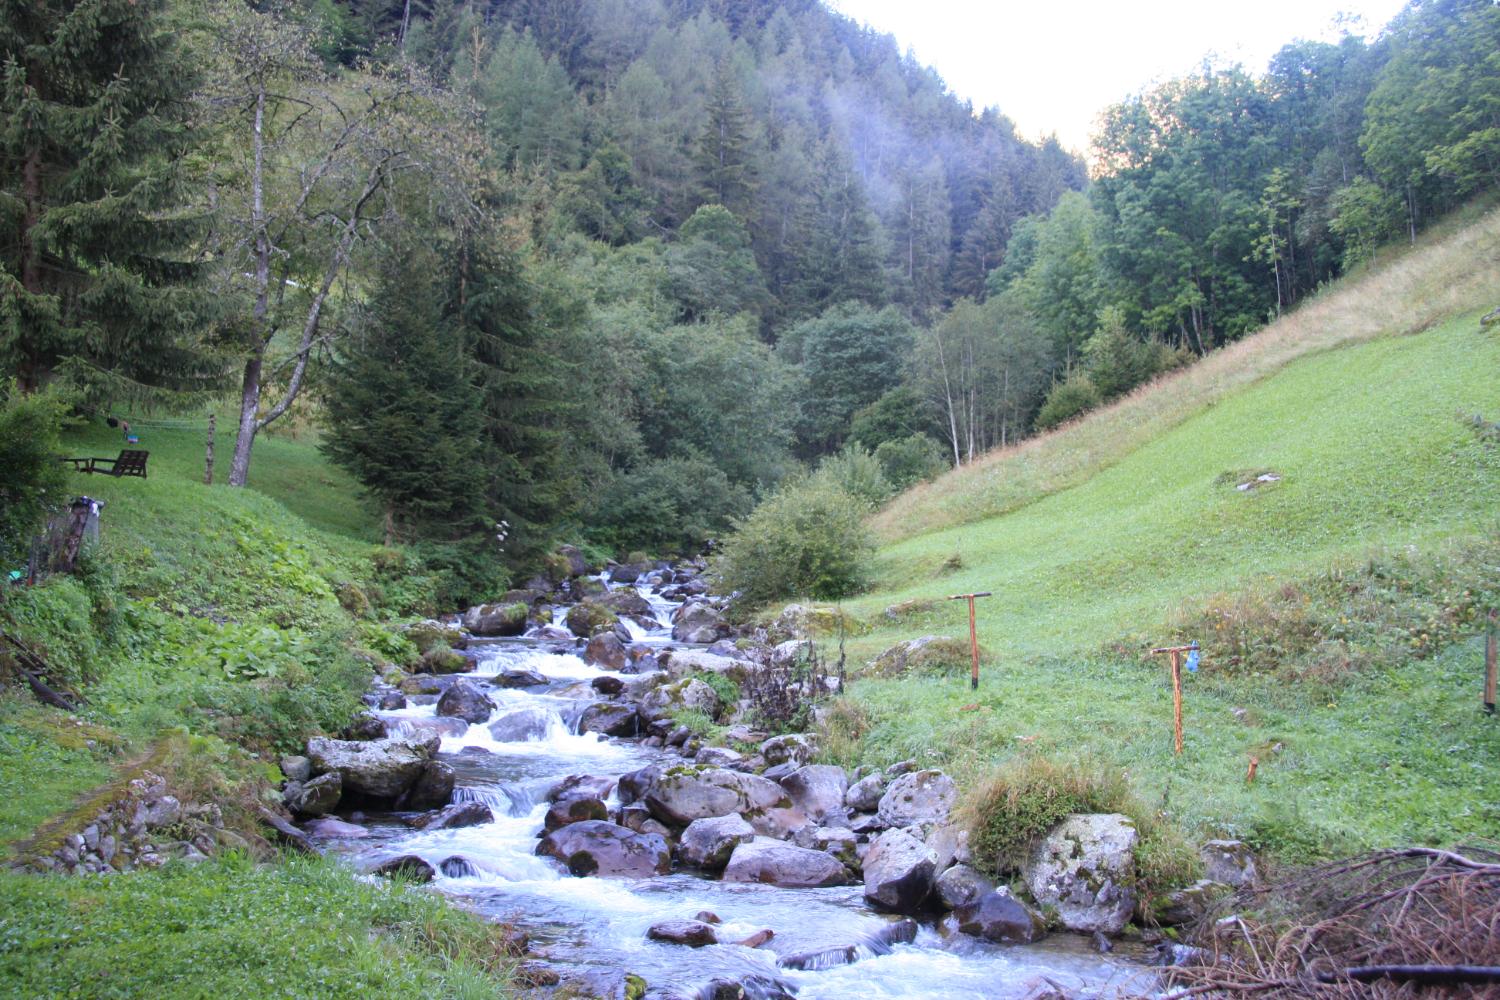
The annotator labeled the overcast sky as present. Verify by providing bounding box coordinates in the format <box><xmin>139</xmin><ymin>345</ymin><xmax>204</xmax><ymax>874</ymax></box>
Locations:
<box><xmin>828</xmin><ymin>0</ymin><xmax>1410</xmax><ymax>153</ymax></box>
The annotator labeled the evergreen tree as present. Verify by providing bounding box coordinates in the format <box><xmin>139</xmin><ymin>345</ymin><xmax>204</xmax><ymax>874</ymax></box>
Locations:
<box><xmin>0</xmin><ymin>0</ymin><xmax>222</xmax><ymax>397</ymax></box>
<box><xmin>695</xmin><ymin>60</ymin><xmax>756</xmax><ymax>216</ymax></box>
<box><xmin>321</xmin><ymin>241</ymin><xmax>485</xmax><ymax>540</ymax></box>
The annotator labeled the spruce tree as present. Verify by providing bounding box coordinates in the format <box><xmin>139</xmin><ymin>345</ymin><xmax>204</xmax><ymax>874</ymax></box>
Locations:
<box><xmin>321</xmin><ymin>242</ymin><xmax>485</xmax><ymax>540</ymax></box>
<box><xmin>0</xmin><ymin>0</ymin><xmax>220</xmax><ymax>396</ymax></box>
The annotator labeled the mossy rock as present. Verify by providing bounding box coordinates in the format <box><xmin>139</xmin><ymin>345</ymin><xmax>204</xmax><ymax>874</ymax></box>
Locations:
<box><xmin>406</xmin><ymin>623</ymin><xmax>467</xmax><ymax>655</ymax></box>
<box><xmin>400</xmin><ymin>675</ymin><xmax>444</xmax><ymax>695</ymax></box>
<box><xmin>883</xmin><ymin>598</ymin><xmax>937</xmax><ymax>622</ymax></box>
<box><xmin>544</xmin><ymin>552</ymin><xmax>573</xmax><ymax>584</ymax></box>
<box><xmin>335</xmin><ymin>582</ymin><xmax>371</xmax><ymax>618</ymax></box>
<box><xmin>573</xmin><ymin>576</ymin><xmax>607</xmax><ymax>598</ymax></box>
<box><xmin>420</xmin><ymin>646</ymin><xmax>471</xmax><ymax>675</ymax></box>
<box><xmin>565</xmin><ymin>602</ymin><xmax>619</xmax><ymax>638</ymax></box>
<box><xmin>868</xmin><ymin>635</ymin><xmax>972</xmax><ymax>677</ymax></box>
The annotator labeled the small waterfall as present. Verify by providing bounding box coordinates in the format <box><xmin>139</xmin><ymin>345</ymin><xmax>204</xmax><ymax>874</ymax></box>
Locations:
<box><xmin>453</xmin><ymin>783</ymin><xmax>533</xmax><ymax>817</ymax></box>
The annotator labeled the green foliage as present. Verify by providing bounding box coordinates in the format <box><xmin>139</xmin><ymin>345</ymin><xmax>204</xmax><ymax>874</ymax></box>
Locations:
<box><xmin>1330</xmin><ymin>177</ymin><xmax>1406</xmax><ymax>269</ymax></box>
<box><xmin>1081</xmin><ymin>308</ymin><xmax>1188</xmax><ymax>401</ymax></box>
<box><xmin>873</xmin><ymin>434</ymin><xmax>948</xmax><ymax>491</ymax></box>
<box><xmin>691</xmin><ymin>670</ymin><xmax>741</xmax><ymax>708</ymax></box>
<box><xmin>1034</xmin><ymin>373</ymin><xmax>1101</xmax><ymax>431</ymax></box>
<box><xmin>0</xmin><ymin>383</ymin><xmax>70</xmax><ymax>570</ymax></box>
<box><xmin>0</xmin><ymin>854</ymin><xmax>516</xmax><ymax>998</ymax></box>
<box><xmin>591</xmin><ymin>457</ymin><xmax>750</xmax><ymax>555</ymax></box>
<box><xmin>664</xmin><ymin>204</ymin><xmax>768</xmax><ymax>321</ymax></box>
<box><xmin>3</xmin><ymin>577</ymin><xmax>111</xmax><ymax>691</ymax></box>
<box><xmin>813</xmin><ymin>445</ymin><xmax>893</xmax><ymax>510</ymax></box>
<box><xmin>782</xmin><ymin>303</ymin><xmax>914</xmax><ymax>455</ymax></box>
<box><xmin>714</xmin><ymin>477</ymin><xmax>873</xmax><ymax>604</ymax></box>
<box><xmin>849</xmin><ymin>386</ymin><xmax>940</xmax><ymax>451</ymax></box>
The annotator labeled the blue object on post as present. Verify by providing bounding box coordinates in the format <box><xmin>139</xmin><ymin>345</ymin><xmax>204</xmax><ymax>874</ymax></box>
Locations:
<box><xmin>1184</xmin><ymin>645</ymin><xmax>1199</xmax><ymax>673</ymax></box>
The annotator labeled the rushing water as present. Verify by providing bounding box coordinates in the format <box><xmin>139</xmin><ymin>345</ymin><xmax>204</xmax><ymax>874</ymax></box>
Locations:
<box><xmin>318</xmin><ymin>572</ymin><xmax>1157</xmax><ymax>998</ymax></box>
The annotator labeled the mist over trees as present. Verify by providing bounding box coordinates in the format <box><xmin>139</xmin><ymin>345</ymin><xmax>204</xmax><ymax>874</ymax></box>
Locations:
<box><xmin>5</xmin><ymin>0</ymin><xmax>1498</xmax><ymax>577</ymax></box>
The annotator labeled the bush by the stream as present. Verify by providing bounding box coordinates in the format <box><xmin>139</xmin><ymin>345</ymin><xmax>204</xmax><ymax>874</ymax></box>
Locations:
<box><xmin>713</xmin><ymin>477</ymin><xmax>873</xmax><ymax>604</ymax></box>
<box><xmin>589</xmin><ymin>456</ymin><xmax>751</xmax><ymax>555</ymax></box>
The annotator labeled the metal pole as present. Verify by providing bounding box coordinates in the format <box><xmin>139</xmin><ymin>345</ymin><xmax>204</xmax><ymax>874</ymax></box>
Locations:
<box><xmin>1171</xmin><ymin>649</ymin><xmax>1183</xmax><ymax>755</ymax></box>
<box><xmin>1486</xmin><ymin>611</ymin><xmax>1497</xmax><ymax>716</ymax></box>
<box><xmin>967</xmin><ymin>596</ymin><xmax>979</xmax><ymax>690</ymax></box>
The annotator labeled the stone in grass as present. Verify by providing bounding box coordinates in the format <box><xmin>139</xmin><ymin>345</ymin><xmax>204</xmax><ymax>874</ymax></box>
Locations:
<box><xmin>372</xmin><ymin>854</ymin><xmax>436</xmax><ymax>883</ymax></box>
<box><xmin>1024</xmin><ymin>813</ymin><xmax>1139</xmax><ymax>935</ymax></box>
<box><xmin>647</xmin><ymin>920</ymin><xmax>719</xmax><ymax>947</ymax></box>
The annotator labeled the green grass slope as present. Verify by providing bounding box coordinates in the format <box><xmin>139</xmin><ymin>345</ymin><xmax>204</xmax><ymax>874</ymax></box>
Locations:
<box><xmin>831</xmin><ymin>213</ymin><xmax>1500</xmax><ymax>860</ymax></box>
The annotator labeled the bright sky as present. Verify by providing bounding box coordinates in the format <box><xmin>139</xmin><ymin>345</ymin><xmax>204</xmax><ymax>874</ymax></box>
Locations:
<box><xmin>829</xmin><ymin>0</ymin><xmax>1411</xmax><ymax>154</ymax></box>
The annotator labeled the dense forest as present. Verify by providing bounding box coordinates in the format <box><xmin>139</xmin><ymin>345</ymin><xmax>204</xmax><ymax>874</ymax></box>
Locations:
<box><xmin>4</xmin><ymin>0</ymin><xmax>1498</xmax><ymax>593</ymax></box>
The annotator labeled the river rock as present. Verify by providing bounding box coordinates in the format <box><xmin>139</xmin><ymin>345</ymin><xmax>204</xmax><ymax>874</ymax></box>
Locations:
<box><xmin>585</xmin><ymin>632</ymin><xmax>629</xmax><ymax>671</ymax></box>
<box><xmin>951</xmin><ymin>888</ymin><xmax>1045</xmax><ymax>943</ymax></box>
<box><xmin>464</xmin><ymin>602</ymin><xmax>528</xmax><ymax>637</ymax></box>
<box><xmin>648</xmin><ymin>920</ymin><xmax>718</xmax><ymax>947</ymax></box>
<box><xmin>1200</xmin><ymin>839</ymin><xmax>1258</xmax><ymax>887</ymax></box>
<box><xmin>566</xmin><ymin>602</ymin><xmax>619</xmax><ymax>638</ymax></box>
<box><xmin>1153</xmin><ymin>879</ymin><xmax>1231</xmax><ymax>926</ymax></box>
<box><xmin>658</xmin><ymin>649</ymin><xmax>753</xmax><ymax>681</ymax></box>
<box><xmin>536</xmin><ymin>820</ymin><xmax>671</xmax><ymax>877</ymax></box>
<box><xmin>413</xmin><ymin>801</ymin><xmax>493</xmax><ymax>831</ymax></box>
<box><xmin>616</xmin><ymin>764</ymin><xmax>663</xmax><ymax>805</ymax></box>
<box><xmin>286</xmin><ymin>771</ymin><xmax>341</xmax><ymax>817</ymax></box>
<box><xmin>641</xmin><ymin>677</ymin><xmax>723</xmax><ymax>722</ymax></box>
<box><xmin>549</xmin><ymin>774</ymin><xmax>617</xmax><ymax>803</ymax></box>
<box><xmin>693</xmin><ymin>746</ymin><xmax>742</xmax><ymax>769</ymax></box>
<box><xmin>577</xmin><ymin>702</ymin><xmax>639</xmax><ymax>737</ymax></box>
<box><xmin>489</xmin><ymin>707</ymin><xmax>554</xmax><ymax>742</ymax></box>
<box><xmin>372</xmin><ymin>854</ymin><xmax>436</xmax><ymax>882</ymax></box>
<box><xmin>643</xmin><ymin>768</ymin><xmax>790</xmax><ymax>827</ymax></box>
<box><xmin>926</xmin><ymin>822</ymin><xmax>972</xmax><ymax>871</ymax></box>
<box><xmin>760</xmin><ymin>734</ymin><xmax>815</xmax><ymax>768</ymax></box>
<box><xmin>305</xmin><ymin>735</ymin><xmax>437</xmax><ymax>801</ymax></box>
<box><xmin>435</xmin><ymin>679</ymin><xmax>495</xmax><ymax>725</ymax></box>
<box><xmin>544</xmin><ymin>797</ymin><xmax>610</xmax><ymax>832</ymax></box>
<box><xmin>420</xmin><ymin>646</ymin><xmax>472</xmax><ymax>674</ymax></box>
<box><xmin>439</xmin><ymin>855</ymin><xmax>479</xmax><ymax>878</ymax></box>
<box><xmin>794</xmin><ymin>825</ymin><xmax>859</xmax><ymax>867</ymax></box>
<box><xmin>1024</xmin><ymin>813</ymin><xmax>1139</xmax><ymax>935</ymax></box>
<box><xmin>305</xmin><ymin>817</ymin><xmax>368</xmax><ymax>838</ymax></box>
<box><xmin>496</xmin><ymin>668</ymin><xmax>549</xmax><ymax>688</ymax></box>
<box><xmin>876</xmin><ymin>769</ymin><xmax>956</xmax><ymax>827</ymax></box>
<box><xmin>672</xmin><ymin>601</ymin><xmax>729</xmax><ymax>644</ymax></box>
<box><xmin>722</xmin><ymin>837</ymin><xmax>849</xmax><ymax>888</ymax></box>
<box><xmin>591</xmin><ymin>674</ymin><xmax>626</xmax><ymax>695</ymax></box>
<box><xmin>420</xmin><ymin>762</ymin><xmax>469</xmax><ymax>808</ymax></box>
<box><xmin>677</xmin><ymin>813</ymin><xmax>755</xmax><ymax>869</ymax></box>
<box><xmin>844</xmin><ymin>773</ymin><xmax>886</xmax><ymax>812</ymax></box>
<box><xmin>779</xmin><ymin>765</ymin><xmax>848</xmax><ymax>825</ymax></box>
<box><xmin>341</xmin><ymin>712</ymin><xmax>388</xmax><ymax>741</ymax></box>
<box><xmin>280</xmin><ymin>755</ymin><xmax>312</xmax><ymax>782</ymax></box>
<box><xmin>598</xmin><ymin>589</ymin><xmax>651</xmax><ymax>618</ymax></box>
<box><xmin>935</xmin><ymin>864</ymin><xmax>995</xmax><ymax>910</ymax></box>
<box><xmin>862</xmin><ymin>828</ymin><xmax>938</xmax><ymax>913</ymax></box>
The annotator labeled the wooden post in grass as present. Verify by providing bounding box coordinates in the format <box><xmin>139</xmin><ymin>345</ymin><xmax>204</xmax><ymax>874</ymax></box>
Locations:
<box><xmin>1485</xmin><ymin>611</ymin><xmax>1497</xmax><ymax>716</ymax></box>
<box><xmin>947</xmin><ymin>592</ymin><xmax>992</xmax><ymax>690</ymax></box>
<box><xmin>1151</xmin><ymin>642</ymin><xmax>1198</xmax><ymax>754</ymax></box>
<box><xmin>204</xmin><ymin>412</ymin><xmax>216</xmax><ymax>486</ymax></box>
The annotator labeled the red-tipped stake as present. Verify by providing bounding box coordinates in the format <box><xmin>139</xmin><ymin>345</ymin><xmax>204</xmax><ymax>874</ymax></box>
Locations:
<box><xmin>947</xmin><ymin>592</ymin><xmax>993</xmax><ymax>691</ymax></box>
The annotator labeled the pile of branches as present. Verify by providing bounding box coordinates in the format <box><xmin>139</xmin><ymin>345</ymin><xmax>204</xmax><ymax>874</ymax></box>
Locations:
<box><xmin>1159</xmin><ymin>845</ymin><xmax>1500</xmax><ymax>998</ymax></box>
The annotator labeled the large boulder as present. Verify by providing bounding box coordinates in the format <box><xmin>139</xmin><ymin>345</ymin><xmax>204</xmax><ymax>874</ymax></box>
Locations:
<box><xmin>950</xmin><ymin>889</ymin><xmax>1046</xmax><ymax>944</ymax></box>
<box><xmin>488</xmin><ymin>707</ymin><xmax>554</xmax><ymax>743</ymax></box>
<box><xmin>544</xmin><ymin>797</ymin><xmax>610</xmax><ymax>832</ymax></box>
<box><xmin>285</xmin><ymin>772</ymin><xmax>341</xmax><ymax>817</ymax></box>
<box><xmin>306</xmin><ymin>735</ymin><xmax>437</xmax><ymax>801</ymax></box>
<box><xmin>935</xmin><ymin>864</ymin><xmax>995</xmax><ymax>910</ymax></box>
<box><xmin>642</xmin><ymin>768</ymin><xmax>789</xmax><ymax>827</ymax></box>
<box><xmin>658</xmin><ymin>649</ymin><xmax>753</xmax><ymax>682</ymax></box>
<box><xmin>867</xmin><ymin>636</ymin><xmax>969</xmax><ymax>678</ymax></box>
<box><xmin>760</xmin><ymin>734</ymin><xmax>815</xmax><ymax>769</ymax></box>
<box><xmin>435</xmin><ymin>680</ymin><xmax>495</xmax><ymax>725</ymax></box>
<box><xmin>677</xmin><ymin>813</ymin><xmax>756</xmax><ymax>870</ymax></box>
<box><xmin>548</xmin><ymin>774</ymin><xmax>617</xmax><ymax>803</ymax></box>
<box><xmin>565</xmin><ymin>602</ymin><xmax>619</xmax><ymax>638</ymax></box>
<box><xmin>845</xmin><ymin>773</ymin><xmax>886</xmax><ymax>813</ymax></box>
<box><xmin>722</xmin><ymin>838</ymin><xmax>849</xmax><ymax>888</ymax></box>
<box><xmin>640</xmin><ymin>677</ymin><xmax>723</xmax><ymax>722</ymax></box>
<box><xmin>779</xmin><ymin>765</ymin><xmax>849</xmax><ymax>826</ymax></box>
<box><xmin>576</xmin><ymin>702</ymin><xmax>639</xmax><ymax>737</ymax></box>
<box><xmin>463</xmin><ymin>602</ymin><xmax>528</xmax><ymax>637</ymax></box>
<box><xmin>536</xmin><ymin>820</ymin><xmax>670</xmax><ymax>878</ymax></box>
<box><xmin>877</xmin><ymin>769</ymin><xmax>957</xmax><ymax>828</ymax></box>
<box><xmin>1024</xmin><ymin>813</ymin><xmax>1139</xmax><ymax>935</ymax></box>
<box><xmin>584</xmin><ymin>632</ymin><xmax>629</xmax><ymax>671</ymax></box>
<box><xmin>597</xmin><ymin>589</ymin><xmax>651</xmax><ymax>618</ymax></box>
<box><xmin>420</xmin><ymin>646</ymin><xmax>473</xmax><ymax>674</ymax></box>
<box><xmin>400</xmin><ymin>759</ymin><xmax>455</xmax><ymax>811</ymax></box>
<box><xmin>862</xmin><ymin>828</ymin><xmax>938</xmax><ymax>913</ymax></box>
<box><xmin>1200</xmin><ymin>839</ymin><xmax>1258</xmax><ymax>888</ymax></box>
<box><xmin>672</xmin><ymin>601</ymin><xmax>729</xmax><ymax>644</ymax></box>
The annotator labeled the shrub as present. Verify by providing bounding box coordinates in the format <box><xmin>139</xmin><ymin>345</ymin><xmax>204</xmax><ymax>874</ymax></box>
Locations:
<box><xmin>1034</xmin><ymin>373</ymin><xmax>1101</xmax><ymax>431</ymax></box>
<box><xmin>0</xmin><ymin>383</ymin><xmax>71</xmax><ymax>571</ymax></box>
<box><xmin>590</xmin><ymin>457</ymin><xmax>750</xmax><ymax>554</ymax></box>
<box><xmin>812</xmin><ymin>444</ymin><xmax>892</xmax><ymax>509</ymax></box>
<box><xmin>713</xmin><ymin>477</ymin><xmax>873</xmax><ymax>604</ymax></box>
<box><xmin>873</xmin><ymin>433</ymin><xmax>948</xmax><ymax>491</ymax></box>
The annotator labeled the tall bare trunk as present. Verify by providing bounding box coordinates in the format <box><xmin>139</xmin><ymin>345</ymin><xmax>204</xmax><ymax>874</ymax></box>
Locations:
<box><xmin>230</xmin><ymin>86</ymin><xmax>270</xmax><ymax>487</ymax></box>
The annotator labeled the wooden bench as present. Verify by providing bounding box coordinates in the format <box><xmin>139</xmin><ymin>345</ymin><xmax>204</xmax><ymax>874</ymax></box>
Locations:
<box><xmin>62</xmin><ymin>449</ymin><xmax>149</xmax><ymax>478</ymax></box>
